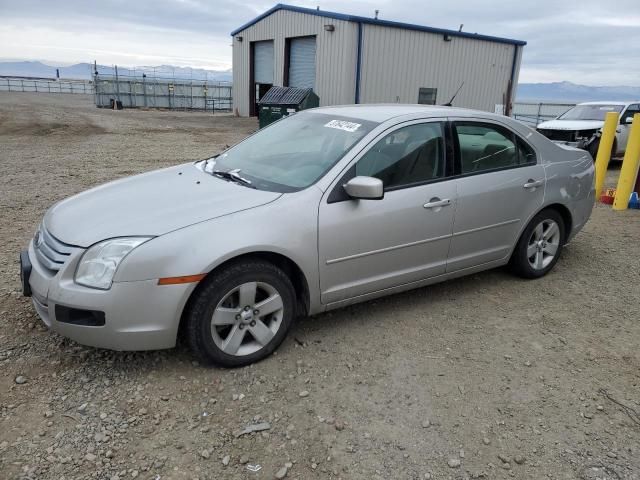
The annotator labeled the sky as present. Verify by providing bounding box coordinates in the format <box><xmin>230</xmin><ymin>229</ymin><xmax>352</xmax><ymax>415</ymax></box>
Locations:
<box><xmin>0</xmin><ymin>0</ymin><xmax>639</xmax><ymax>85</ymax></box>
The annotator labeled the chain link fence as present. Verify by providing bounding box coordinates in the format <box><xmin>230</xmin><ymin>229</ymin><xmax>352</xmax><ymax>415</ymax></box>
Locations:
<box><xmin>1</xmin><ymin>68</ymin><xmax>577</xmax><ymax>120</ymax></box>
<box><xmin>0</xmin><ymin>77</ymin><xmax>93</xmax><ymax>94</ymax></box>
<box><xmin>512</xmin><ymin>102</ymin><xmax>575</xmax><ymax>127</ymax></box>
<box><xmin>92</xmin><ymin>64</ymin><xmax>232</xmax><ymax>112</ymax></box>
<box><xmin>94</xmin><ymin>75</ymin><xmax>231</xmax><ymax>112</ymax></box>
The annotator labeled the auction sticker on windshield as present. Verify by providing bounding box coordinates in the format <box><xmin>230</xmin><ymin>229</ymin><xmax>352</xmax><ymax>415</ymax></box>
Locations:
<box><xmin>324</xmin><ymin>120</ymin><xmax>361</xmax><ymax>132</ymax></box>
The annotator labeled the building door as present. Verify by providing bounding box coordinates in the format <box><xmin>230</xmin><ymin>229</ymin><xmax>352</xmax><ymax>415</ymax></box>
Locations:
<box><xmin>251</xmin><ymin>40</ymin><xmax>274</xmax><ymax>116</ymax></box>
<box><xmin>288</xmin><ymin>36</ymin><xmax>316</xmax><ymax>90</ymax></box>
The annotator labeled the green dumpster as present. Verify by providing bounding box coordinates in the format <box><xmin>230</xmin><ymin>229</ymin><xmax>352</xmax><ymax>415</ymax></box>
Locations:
<box><xmin>258</xmin><ymin>86</ymin><xmax>320</xmax><ymax>129</ymax></box>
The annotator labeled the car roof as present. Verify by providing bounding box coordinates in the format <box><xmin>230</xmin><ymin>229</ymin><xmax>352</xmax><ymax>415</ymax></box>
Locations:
<box><xmin>310</xmin><ymin>104</ymin><xmax>505</xmax><ymax>123</ymax></box>
<box><xmin>578</xmin><ymin>101</ymin><xmax>640</xmax><ymax>106</ymax></box>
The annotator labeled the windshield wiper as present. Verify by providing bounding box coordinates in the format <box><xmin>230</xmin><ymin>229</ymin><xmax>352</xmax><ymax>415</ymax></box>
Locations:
<box><xmin>212</xmin><ymin>169</ymin><xmax>254</xmax><ymax>187</ymax></box>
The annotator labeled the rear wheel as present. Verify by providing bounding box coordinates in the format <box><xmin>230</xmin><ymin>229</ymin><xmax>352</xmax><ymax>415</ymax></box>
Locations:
<box><xmin>186</xmin><ymin>259</ymin><xmax>296</xmax><ymax>367</ymax></box>
<box><xmin>510</xmin><ymin>209</ymin><xmax>565</xmax><ymax>279</ymax></box>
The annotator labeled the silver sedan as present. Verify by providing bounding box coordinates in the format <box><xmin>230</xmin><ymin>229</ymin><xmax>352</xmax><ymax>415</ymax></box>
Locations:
<box><xmin>20</xmin><ymin>105</ymin><xmax>595</xmax><ymax>366</ymax></box>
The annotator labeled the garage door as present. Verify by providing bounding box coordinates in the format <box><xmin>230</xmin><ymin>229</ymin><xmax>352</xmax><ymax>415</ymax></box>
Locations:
<box><xmin>289</xmin><ymin>37</ymin><xmax>316</xmax><ymax>89</ymax></box>
<box><xmin>254</xmin><ymin>40</ymin><xmax>274</xmax><ymax>84</ymax></box>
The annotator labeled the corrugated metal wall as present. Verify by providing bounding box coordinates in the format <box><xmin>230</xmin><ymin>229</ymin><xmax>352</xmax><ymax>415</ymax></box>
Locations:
<box><xmin>232</xmin><ymin>10</ymin><xmax>358</xmax><ymax>116</ymax></box>
<box><xmin>232</xmin><ymin>10</ymin><xmax>522</xmax><ymax>116</ymax></box>
<box><xmin>359</xmin><ymin>24</ymin><xmax>520</xmax><ymax>112</ymax></box>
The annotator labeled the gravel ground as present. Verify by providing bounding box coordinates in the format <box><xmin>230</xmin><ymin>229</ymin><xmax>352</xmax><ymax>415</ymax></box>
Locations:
<box><xmin>1</xmin><ymin>92</ymin><xmax>639</xmax><ymax>480</ymax></box>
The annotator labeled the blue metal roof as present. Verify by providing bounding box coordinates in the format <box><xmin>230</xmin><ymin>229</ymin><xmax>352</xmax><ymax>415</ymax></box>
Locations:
<box><xmin>230</xmin><ymin>4</ymin><xmax>527</xmax><ymax>46</ymax></box>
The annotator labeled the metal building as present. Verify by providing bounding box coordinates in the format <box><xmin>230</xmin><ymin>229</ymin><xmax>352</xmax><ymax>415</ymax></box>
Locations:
<box><xmin>231</xmin><ymin>4</ymin><xmax>526</xmax><ymax>117</ymax></box>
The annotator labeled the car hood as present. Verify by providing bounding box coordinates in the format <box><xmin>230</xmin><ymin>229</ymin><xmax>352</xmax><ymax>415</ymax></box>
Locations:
<box><xmin>45</xmin><ymin>163</ymin><xmax>282</xmax><ymax>247</ymax></box>
<box><xmin>537</xmin><ymin>119</ymin><xmax>604</xmax><ymax>131</ymax></box>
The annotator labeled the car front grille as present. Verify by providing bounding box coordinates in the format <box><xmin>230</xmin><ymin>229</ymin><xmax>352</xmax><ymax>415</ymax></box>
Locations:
<box><xmin>537</xmin><ymin>129</ymin><xmax>575</xmax><ymax>142</ymax></box>
<box><xmin>34</xmin><ymin>225</ymin><xmax>80</xmax><ymax>272</ymax></box>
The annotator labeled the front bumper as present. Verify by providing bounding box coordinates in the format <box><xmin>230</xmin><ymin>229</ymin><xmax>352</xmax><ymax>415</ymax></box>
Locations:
<box><xmin>21</xmin><ymin>241</ymin><xmax>192</xmax><ymax>351</ymax></box>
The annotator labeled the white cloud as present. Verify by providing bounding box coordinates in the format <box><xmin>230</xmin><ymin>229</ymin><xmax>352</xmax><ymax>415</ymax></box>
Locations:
<box><xmin>0</xmin><ymin>22</ymin><xmax>231</xmax><ymax>70</ymax></box>
<box><xmin>0</xmin><ymin>0</ymin><xmax>639</xmax><ymax>84</ymax></box>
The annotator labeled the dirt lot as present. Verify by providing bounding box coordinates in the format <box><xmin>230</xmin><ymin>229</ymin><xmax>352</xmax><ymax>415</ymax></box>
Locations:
<box><xmin>1</xmin><ymin>92</ymin><xmax>639</xmax><ymax>480</ymax></box>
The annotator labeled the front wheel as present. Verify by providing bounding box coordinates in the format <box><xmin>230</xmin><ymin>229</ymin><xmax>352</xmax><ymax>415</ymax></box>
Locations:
<box><xmin>588</xmin><ymin>138</ymin><xmax>617</xmax><ymax>161</ymax></box>
<box><xmin>510</xmin><ymin>209</ymin><xmax>565</xmax><ymax>279</ymax></box>
<box><xmin>185</xmin><ymin>259</ymin><xmax>296</xmax><ymax>367</ymax></box>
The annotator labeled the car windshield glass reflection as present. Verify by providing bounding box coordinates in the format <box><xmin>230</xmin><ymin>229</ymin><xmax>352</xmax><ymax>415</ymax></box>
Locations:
<box><xmin>199</xmin><ymin>112</ymin><xmax>377</xmax><ymax>193</ymax></box>
<box><xmin>559</xmin><ymin>105</ymin><xmax>623</xmax><ymax>121</ymax></box>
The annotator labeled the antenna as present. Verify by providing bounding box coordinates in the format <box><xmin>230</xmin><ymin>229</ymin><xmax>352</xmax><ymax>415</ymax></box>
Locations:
<box><xmin>375</xmin><ymin>9</ymin><xmax>379</xmax><ymax>19</ymax></box>
<box><xmin>443</xmin><ymin>81</ymin><xmax>464</xmax><ymax>106</ymax></box>
<box><xmin>458</xmin><ymin>24</ymin><xmax>464</xmax><ymax>32</ymax></box>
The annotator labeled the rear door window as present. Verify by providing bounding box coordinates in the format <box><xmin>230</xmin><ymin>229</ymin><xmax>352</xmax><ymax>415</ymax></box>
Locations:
<box><xmin>454</xmin><ymin>122</ymin><xmax>535</xmax><ymax>174</ymax></box>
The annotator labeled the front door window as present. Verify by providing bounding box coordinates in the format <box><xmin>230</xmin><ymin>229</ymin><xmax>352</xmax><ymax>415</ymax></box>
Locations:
<box><xmin>356</xmin><ymin>122</ymin><xmax>445</xmax><ymax>189</ymax></box>
<box><xmin>621</xmin><ymin>104</ymin><xmax>640</xmax><ymax>124</ymax></box>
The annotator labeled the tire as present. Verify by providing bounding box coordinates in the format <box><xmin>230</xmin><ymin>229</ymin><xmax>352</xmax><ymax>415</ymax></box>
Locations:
<box><xmin>588</xmin><ymin>138</ymin><xmax>617</xmax><ymax>161</ymax></box>
<box><xmin>588</xmin><ymin>139</ymin><xmax>599</xmax><ymax>159</ymax></box>
<box><xmin>185</xmin><ymin>259</ymin><xmax>296</xmax><ymax>367</ymax></box>
<box><xmin>611</xmin><ymin>138</ymin><xmax>618</xmax><ymax>160</ymax></box>
<box><xmin>509</xmin><ymin>209</ymin><xmax>565</xmax><ymax>279</ymax></box>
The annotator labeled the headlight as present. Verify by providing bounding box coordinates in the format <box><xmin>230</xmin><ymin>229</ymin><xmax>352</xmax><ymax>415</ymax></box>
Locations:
<box><xmin>75</xmin><ymin>237</ymin><xmax>151</xmax><ymax>290</ymax></box>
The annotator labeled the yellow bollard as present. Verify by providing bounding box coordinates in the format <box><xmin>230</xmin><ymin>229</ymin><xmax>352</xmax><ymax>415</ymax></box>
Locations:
<box><xmin>613</xmin><ymin>113</ymin><xmax>640</xmax><ymax>210</ymax></box>
<box><xmin>594</xmin><ymin>111</ymin><xmax>619</xmax><ymax>200</ymax></box>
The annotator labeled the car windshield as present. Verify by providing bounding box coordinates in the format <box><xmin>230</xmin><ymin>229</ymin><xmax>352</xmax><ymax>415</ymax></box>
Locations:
<box><xmin>198</xmin><ymin>112</ymin><xmax>377</xmax><ymax>192</ymax></box>
<box><xmin>558</xmin><ymin>104</ymin><xmax>624</xmax><ymax>121</ymax></box>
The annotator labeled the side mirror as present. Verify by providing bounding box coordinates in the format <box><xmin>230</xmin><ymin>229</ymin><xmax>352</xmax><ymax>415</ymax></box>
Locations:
<box><xmin>343</xmin><ymin>176</ymin><xmax>384</xmax><ymax>200</ymax></box>
<box><xmin>623</xmin><ymin>116</ymin><xmax>634</xmax><ymax>124</ymax></box>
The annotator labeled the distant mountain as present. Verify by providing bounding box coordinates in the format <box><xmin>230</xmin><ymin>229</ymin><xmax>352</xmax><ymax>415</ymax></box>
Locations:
<box><xmin>0</xmin><ymin>61</ymin><xmax>232</xmax><ymax>82</ymax></box>
<box><xmin>0</xmin><ymin>61</ymin><xmax>78</xmax><ymax>78</ymax></box>
<box><xmin>516</xmin><ymin>81</ymin><xmax>640</xmax><ymax>103</ymax></box>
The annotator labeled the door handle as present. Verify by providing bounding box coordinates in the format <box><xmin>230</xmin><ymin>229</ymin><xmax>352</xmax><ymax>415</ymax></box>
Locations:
<box><xmin>523</xmin><ymin>179</ymin><xmax>543</xmax><ymax>189</ymax></box>
<box><xmin>423</xmin><ymin>198</ymin><xmax>451</xmax><ymax>209</ymax></box>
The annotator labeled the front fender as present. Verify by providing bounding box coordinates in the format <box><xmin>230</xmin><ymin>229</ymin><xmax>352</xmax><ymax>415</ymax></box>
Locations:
<box><xmin>113</xmin><ymin>187</ymin><xmax>323</xmax><ymax>311</ymax></box>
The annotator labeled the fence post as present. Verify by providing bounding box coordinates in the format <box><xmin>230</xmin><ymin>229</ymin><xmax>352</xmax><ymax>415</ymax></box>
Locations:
<box><xmin>536</xmin><ymin>103</ymin><xmax>542</xmax><ymax>126</ymax></box>
<box><xmin>142</xmin><ymin>74</ymin><xmax>147</xmax><ymax>107</ymax></box>
<box><xmin>613</xmin><ymin>114</ymin><xmax>640</xmax><ymax>210</ymax></box>
<box><xmin>93</xmin><ymin>72</ymin><xmax>99</xmax><ymax>107</ymax></box>
<box><xmin>115</xmin><ymin>65</ymin><xmax>121</xmax><ymax>103</ymax></box>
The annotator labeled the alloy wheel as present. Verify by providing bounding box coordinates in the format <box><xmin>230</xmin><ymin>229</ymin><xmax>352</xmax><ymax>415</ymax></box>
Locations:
<box><xmin>210</xmin><ymin>281</ymin><xmax>284</xmax><ymax>356</ymax></box>
<box><xmin>527</xmin><ymin>219</ymin><xmax>561</xmax><ymax>270</ymax></box>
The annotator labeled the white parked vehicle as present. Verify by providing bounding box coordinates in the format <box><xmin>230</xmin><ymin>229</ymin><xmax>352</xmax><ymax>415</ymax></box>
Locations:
<box><xmin>536</xmin><ymin>101</ymin><xmax>640</xmax><ymax>158</ymax></box>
